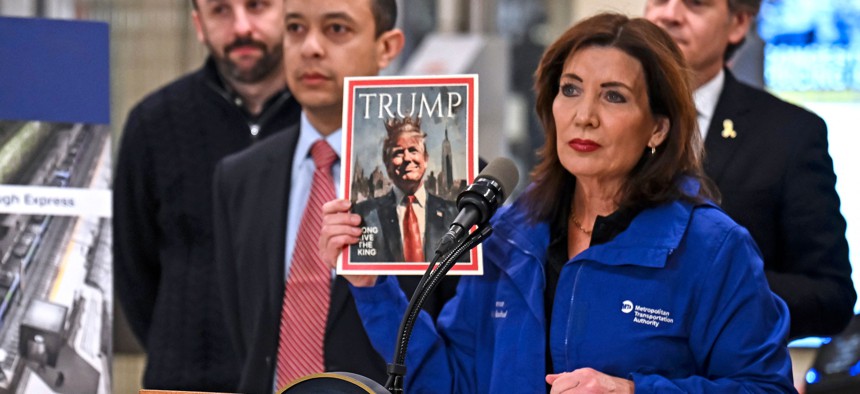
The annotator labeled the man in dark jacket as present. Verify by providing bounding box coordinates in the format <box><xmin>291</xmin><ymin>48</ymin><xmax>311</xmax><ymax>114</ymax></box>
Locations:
<box><xmin>113</xmin><ymin>0</ymin><xmax>300</xmax><ymax>391</ymax></box>
<box><xmin>645</xmin><ymin>0</ymin><xmax>855</xmax><ymax>339</ymax></box>
<box><xmin>213</xmin><ymin>0</ymin><xmax>457</xmax><ymax>392</ymax></box>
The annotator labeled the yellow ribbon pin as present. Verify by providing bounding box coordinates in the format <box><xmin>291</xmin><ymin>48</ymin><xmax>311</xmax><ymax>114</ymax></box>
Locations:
<box><xmin>721</xmin><ymin>119</ymin><xmax>737</xmax><ymax>139</ymax></box>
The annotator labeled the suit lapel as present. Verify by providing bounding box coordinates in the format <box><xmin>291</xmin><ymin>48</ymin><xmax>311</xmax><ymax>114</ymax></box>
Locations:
<box><xmin>424</xmin><ymin>195</ymin><xmax>447</xmax><ymax>259</ymax></box>
<box><xmin>378</xmin><ymin>191</ymin><xmax>405</xmax><ymax>261</ymax></box>
<box><xmin>703</xmin><ymin>70</ymin><xmax>753</xmax><ymax>183</ymax></box>
<box><xmin>257</xmin><ymin>126</ymin><xmax>301</xmax><ymax>323</ymax></box>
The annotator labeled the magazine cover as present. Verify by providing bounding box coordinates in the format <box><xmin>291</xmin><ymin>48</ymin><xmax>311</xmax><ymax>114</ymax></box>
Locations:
<box><xmin>338</xmin><ymin>75</ymin><xmax>481</xmax><ymax>275</ymax></box>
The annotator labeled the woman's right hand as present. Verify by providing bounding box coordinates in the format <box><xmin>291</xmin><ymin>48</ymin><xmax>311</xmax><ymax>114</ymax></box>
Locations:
<box><xmin>546</xmin><ymin>368</ymin><xmax>634</xmax><ymax>394</ymax></box>
<box><xmin>319</xmin><ymin>199</ymin><xmax>378</xmax><ymax>287</ymax></box>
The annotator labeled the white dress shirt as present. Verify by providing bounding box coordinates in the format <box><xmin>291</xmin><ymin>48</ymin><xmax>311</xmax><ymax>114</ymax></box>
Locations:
<box><xmin>693</xmin><ymin>69</ymin><xmax>725</xmax><ymax>140</ymax></box>
<box><xmin>284</xmin><ymin>112</ymin><xmax>342</xmax><ymax>280</ymax></box>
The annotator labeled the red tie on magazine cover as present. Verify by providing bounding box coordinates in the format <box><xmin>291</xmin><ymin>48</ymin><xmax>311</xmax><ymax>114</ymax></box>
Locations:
<box><xmin>277</xmin><ymin>140</ymin><xmax>337</xmax><ymax>387</ymax></box>
<box><xmin>403</xmin><ymin>195</ymin><xmax>424</xmax><ymax>262</ymax></box>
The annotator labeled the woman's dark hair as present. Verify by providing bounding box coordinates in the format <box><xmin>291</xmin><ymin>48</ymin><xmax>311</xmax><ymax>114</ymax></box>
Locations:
<box><xmin>522</xmin><ymin>12</ymin><xmax>718</xmax><ymax>223</ymax></box>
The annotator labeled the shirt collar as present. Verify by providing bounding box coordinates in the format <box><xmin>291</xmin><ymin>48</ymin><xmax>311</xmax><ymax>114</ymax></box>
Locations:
<box><xmin>392</xmin><ymin>184</ymin><xmax>427</xmax><ymax>207</ymax></box>
<box><xmin>296</xmin><ymin>111</ymin><xmax>342</xmax><ymax>162</ymax></box>
<box><xmin>693</xmin><ymin>69</ymin><xmax>725</xmax><ymax>137</ymax></box>
<box><xmin>549</xmin><ymin>202</ymin><xmax>644</xmax><ymax>252</ymax></box>
<box><xmin>202</xmin><ymin>57</ymin><xmax>292</xmax><ymax>121</ymax></box>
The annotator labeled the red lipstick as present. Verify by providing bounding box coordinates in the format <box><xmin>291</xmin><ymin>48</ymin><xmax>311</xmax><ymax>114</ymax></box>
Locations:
<box><xmin>569</xmin><ymin>138</ymin><xmax>601</xmax><ymax>153</ymax></box>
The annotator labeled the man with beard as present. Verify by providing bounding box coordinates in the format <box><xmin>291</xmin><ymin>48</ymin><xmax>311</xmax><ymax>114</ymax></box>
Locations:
<box><xmin>113</xmin><ymin>0</ymin><xmax>300</xmax><ymax>391</ymax></box>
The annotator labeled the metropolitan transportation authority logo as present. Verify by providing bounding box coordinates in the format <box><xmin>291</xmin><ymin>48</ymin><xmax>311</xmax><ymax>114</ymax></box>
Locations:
<box><xmin>621</xmin><ymin>300</ymin><xmax>634</xmax><ymax>313</ymax></box>
<box><xmin>622</xmin><ymin>300</ymin><xmax>674</xmax><ymax>328</ymax></box>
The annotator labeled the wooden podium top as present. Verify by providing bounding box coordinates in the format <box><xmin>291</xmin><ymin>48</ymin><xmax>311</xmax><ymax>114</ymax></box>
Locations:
<box><xmin>139</xmin><ymin>391</ymin><xmax>235</xmax><ymax>394</ymax></box>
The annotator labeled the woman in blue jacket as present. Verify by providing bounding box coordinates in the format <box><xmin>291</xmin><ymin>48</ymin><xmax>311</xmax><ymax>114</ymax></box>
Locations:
<box><xmin>320</xmin><ymin>13</ymin><xmax>795</xmax><ymax>394</ymax></box>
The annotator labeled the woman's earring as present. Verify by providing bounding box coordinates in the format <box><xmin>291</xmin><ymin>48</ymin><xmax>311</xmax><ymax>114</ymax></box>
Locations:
<box><xmin>650</xmin><ymin>145</ymin><xmax>656</xmax><ymax>156</ymax></box>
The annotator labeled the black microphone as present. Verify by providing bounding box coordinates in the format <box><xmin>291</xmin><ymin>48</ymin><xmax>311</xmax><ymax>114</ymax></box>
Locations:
<box><xmin>435</xmin><ymin>157</ymin><xmax>519</xmax><ymax>255</ymax></box>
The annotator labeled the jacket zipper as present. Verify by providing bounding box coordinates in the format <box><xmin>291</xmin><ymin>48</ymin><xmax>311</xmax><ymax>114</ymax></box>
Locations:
<box><xmin>564</xmin><ymin>262</ymin><xmax>584</xmax><ymax>369</ymax></box>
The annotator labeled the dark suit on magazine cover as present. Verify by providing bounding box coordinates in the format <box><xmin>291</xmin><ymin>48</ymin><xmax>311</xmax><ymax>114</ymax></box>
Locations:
<box><xmin>212</xmin><ymin>125</ymin><xmax>456</xmax><ymax>393</ymax></box>
<box><xmin>704</xmin><ymin>70</ymin><xmax>855</xmax><ymax>339</ymax></box>
<box><xmin>351</xmin><ymin>189</ymin><xmax>463</xmax><ymax>262</ymax></box>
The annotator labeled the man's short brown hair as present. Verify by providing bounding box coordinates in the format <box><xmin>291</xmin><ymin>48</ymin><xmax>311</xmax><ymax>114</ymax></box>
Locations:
<box><xmin>725</xmin><ymin>0</ymin><xmax>762</xmax><ymax>59</ymax></box>
<box><xmin>370</xmin><ymin>0</ymin><xmax>398</xmax><ymax>37</ymax></box>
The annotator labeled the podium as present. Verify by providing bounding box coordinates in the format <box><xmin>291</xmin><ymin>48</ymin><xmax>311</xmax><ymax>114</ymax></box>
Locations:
<box><xmin>139</xmin><ymin>391</ymin><xmax>235</xmax><ymax>394</ymax></box>
<box><xmin>137</xmin><ymin>372</ymin><xmax>389</xmax><ymax>394</ymax></box>
<box><xmin>278</xmin><ymin>372</ymin><xmax>389</xmax><ymax>393</ymax></box>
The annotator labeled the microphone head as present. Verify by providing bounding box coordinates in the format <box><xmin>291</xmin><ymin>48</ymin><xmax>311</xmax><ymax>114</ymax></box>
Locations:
<box><xmin>476</xmin><ymin>157</ymin><xmax>519</xmax><ymax>203</ymax></box>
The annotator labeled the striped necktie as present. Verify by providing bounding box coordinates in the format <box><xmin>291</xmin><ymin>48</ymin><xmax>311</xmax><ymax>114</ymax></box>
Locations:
<box><xmin>276</xmin><ymin>140</ymin><xmax>337</xmax><ymax>388</ymax></box>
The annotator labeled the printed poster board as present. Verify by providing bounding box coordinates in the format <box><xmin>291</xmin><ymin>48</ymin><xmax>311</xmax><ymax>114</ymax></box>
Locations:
<box><xmin>0</xmin><ymin>16</ymin><xmax>112</xmax><ymax>393</ymax></box>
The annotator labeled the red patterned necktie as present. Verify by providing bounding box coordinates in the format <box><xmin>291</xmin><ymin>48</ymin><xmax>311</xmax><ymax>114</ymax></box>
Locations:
<box><xmin>402</xmin><ymin>195</ymin><xmax>424</xmax><ymax>262</ymax></box>
<box><xmin>276</xmin><ymin>140</ymin><xmax>337</xmax><ymax>388</ymax></box>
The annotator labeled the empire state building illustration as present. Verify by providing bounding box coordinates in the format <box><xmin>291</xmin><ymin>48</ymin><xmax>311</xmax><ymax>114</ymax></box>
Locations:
<box><xmin>438</xmin><ymin>125</ymin><xmax>454</xmax><ymax>199</ymax></box>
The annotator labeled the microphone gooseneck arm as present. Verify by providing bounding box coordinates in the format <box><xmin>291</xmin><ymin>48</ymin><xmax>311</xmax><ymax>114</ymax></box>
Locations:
<box><xmin>385</xmin><ymin>225</ymin><xmax>493</xmax><ymax>393</ymax></box>
<box><xmin>386</xmin><ymin>157</ymin><xmax>520</xmax><ymax>393</ymax></box>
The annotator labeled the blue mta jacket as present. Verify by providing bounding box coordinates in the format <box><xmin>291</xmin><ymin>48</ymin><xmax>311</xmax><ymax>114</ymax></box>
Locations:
<box><xmin>351</xmin><ymin>195</ymin><xmax>796</xmax><ymax>393</ymax></box>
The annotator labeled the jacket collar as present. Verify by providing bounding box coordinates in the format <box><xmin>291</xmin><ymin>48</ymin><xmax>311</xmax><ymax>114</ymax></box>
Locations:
<box><xmin>494</xmin><ymin>181</ymin><xmax>706</xmax><ymax>272</ymax></box>
<box><xmin>200</xmin><ymin>56</ymin><xmax>233</xmax><ymax>101</ymax></box>
<box><xmin>491</xmin><ymin>203</ymin><xmax>552</xmax><ymax>267</ymax></box>
<box><xmin>198</xmin><ymin>57</ymin><xmax>295</xmax><ymax>126</ymax></box>
<box><xmin>488</xmin><ymin>181</ymin><xmax>709</xmax><ymax>325</ymax></box>
<box><xmin>573</xmin><ymin>200</ymin><xmax>692</xmax><ymax>268</ymax></box>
